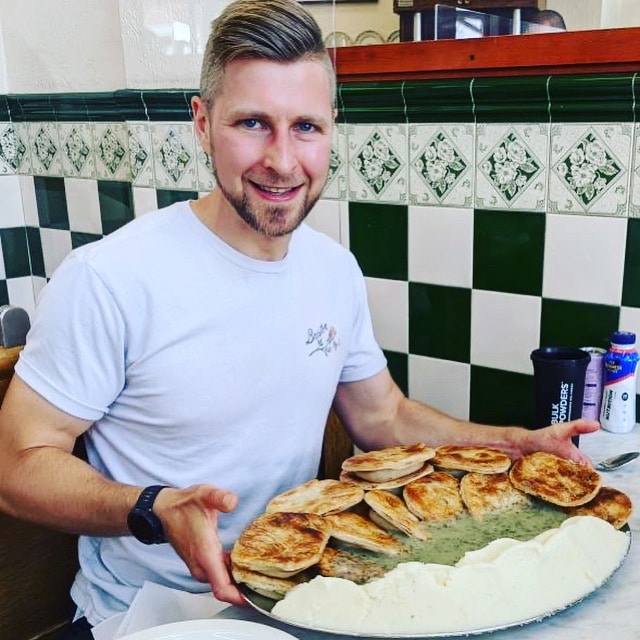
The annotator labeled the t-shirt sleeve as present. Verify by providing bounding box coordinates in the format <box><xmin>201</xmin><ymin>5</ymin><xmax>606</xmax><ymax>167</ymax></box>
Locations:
<box><xmin>15</xmin><ymin>251</ymin><xmax>127</xmax><ymax>421</ymax></box>
<box><xmin>339</xmin><ymin>253</ymin><xmax>387</xmax><ymax>384</ymax></box>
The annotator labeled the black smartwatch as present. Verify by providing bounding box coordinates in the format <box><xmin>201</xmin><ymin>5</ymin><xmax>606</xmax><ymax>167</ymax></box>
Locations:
<box><xmin>127</xmin><ymin>485</ymin><xmax>170</xmax><ymax>544</ymax></box>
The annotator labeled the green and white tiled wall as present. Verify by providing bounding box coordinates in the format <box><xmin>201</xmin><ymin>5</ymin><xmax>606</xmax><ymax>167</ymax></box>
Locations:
<box><xmin>2</xmin><ymin>74</ymin><xmax>640</xmax><ymax>426</ymax></box>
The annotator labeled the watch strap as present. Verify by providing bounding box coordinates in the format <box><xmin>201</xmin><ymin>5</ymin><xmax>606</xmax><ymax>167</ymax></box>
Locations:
<box><xmin>128</xmin><ymin>484</ymin><xmax>170</xmax><ymax>544</ymax></box>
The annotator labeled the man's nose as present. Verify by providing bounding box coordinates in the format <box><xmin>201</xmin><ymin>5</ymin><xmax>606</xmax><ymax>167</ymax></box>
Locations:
<box><xmin>263</xmin><ymin>131</ymin><xmax>298</xmax><ymax>175</ymax></box>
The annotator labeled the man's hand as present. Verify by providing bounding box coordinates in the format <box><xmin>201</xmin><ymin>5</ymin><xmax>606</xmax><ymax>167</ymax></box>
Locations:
<box><xmin>154</xmin><ymin>485</ymin><xmax>246</xmax><ymax>605</ymax></box>
<box><xmin>518</xmin><ymin>419</ymin><xmax>600</xmax><ymax>465</ymax></box>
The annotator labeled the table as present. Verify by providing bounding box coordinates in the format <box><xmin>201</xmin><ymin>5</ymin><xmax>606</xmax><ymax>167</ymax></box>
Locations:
<box><xmin>215</xmin><ymin>427</ymin><xmax>640</xmax><ymax>640</ymax></box>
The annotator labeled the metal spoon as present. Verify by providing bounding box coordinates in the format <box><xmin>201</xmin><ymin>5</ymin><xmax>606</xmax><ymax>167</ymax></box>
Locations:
<box><xmin>596</xmin><ymin>451</ymin><xmax>640</xmax><ymax>472</ymax></box>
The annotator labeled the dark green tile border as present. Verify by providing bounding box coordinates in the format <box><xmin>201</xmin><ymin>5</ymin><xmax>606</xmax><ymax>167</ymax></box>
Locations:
<box><xmin>472</xmin><ymin>76</ymin><xmax>550</xmax><ymax>123</ymax></box>
<box><xmin>339</xmin><ymin>82</ymin><xmax>406</xmax><ymax>124</ymax></box>
<box><xmin>549</xmin><ymin>74</ymin><xmax>636</xmax><ymax>123</ymax></box>
<box><xmin>404</xmin><ymin>79</ymin><xmax>473</xmax><ymax>123</ymax></box>
<box><xmin>0</xmin><ymin>73</ymin><xmax>637</xmax><ymax>125</ymax></box>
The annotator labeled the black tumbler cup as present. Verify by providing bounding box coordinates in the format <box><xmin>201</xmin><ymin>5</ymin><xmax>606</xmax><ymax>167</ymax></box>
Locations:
<box><xmin>530</xmin><ymin>347</ymin><xmax>591</xmax><ymax>446</ymax></box>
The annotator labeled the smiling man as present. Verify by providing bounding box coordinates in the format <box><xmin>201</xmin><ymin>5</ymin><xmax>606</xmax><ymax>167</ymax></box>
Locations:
<box><xmin>0</xmin><ymin>1</ymin><xmax>597</xmax><ymax>639</ymax></box>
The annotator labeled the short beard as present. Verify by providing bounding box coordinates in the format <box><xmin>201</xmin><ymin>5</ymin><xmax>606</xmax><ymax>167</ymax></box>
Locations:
<box><xmin>212</xmin><ymin>166</ymin><xmax>322</xmax><ymax>238</ymax></box>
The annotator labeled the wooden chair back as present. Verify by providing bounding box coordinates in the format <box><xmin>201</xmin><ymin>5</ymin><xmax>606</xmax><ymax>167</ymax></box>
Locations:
<box><xmin>0</xmin><ymin>347</ymin><xmax>79</xmax><ymax>640</ymax></box>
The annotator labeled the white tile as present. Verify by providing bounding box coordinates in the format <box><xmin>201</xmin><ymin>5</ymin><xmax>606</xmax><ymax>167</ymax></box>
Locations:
<box><xmin>32</xmin><ymin>276</ymin><xmax>47</xmax><ymax>304</ymax></box>
<box><xmin>0</xmin><ymin>175</ymin><xmax>26</xmax><ymax>226</ymax></box>
<box><xmin>542</xmin><ymin>213</ymin><xmax>627</xmax><ymax>306</ymax></box>
<box><xmin>132</xmin><ymin>187</ymin><xmax>158</xmax><ymax>218</ymax></box>
<box><xmin>40</xmin><ymin>228</ymin><xmax>72</xmax><ymax>279</ymax></box>
<box><xmin>306</xmin><ymin>199</ymin><xmax>341</xmax><ymax>243</ymax></box>
<box><xmin>6</xmin><ymin>276</ymin><xmax>37</xmax><ymax>318</ymax></box>
<box><xmin>471</xmin><ymin>290</ymin><xmax>541</xmax><ymax>375</ymax></box>
<box><xmin>408</xmin><ymin>205</ymin><xmax>473</xmax><ymax>288</ymax></box>
<box><xmin>408</xmin><ymin>354</ymin><xmax>470</xmax><ymax>420</ymax></box>
<box><xmin>339</xmin><ymin>201</ymin><xmax>350</xmax><ymax>249</ymax></box>
<box><xmin>19</xmin><ymin>175</ymin><xmax>39</xmax><ymax>226</ymax></box>
<box><xmin>617</xmin><ymin>307</ymin><xmax>640</xmax><ymax>394</ymax></box>
<box><xmin>364</xmin><ymin>276</ymin><xmax>408</xmax><ymax>353</ymax></box>
<box><xmin>65</xmin><ymin>178</ymin><xmax>101</xmax><ymax>234</ymax></box>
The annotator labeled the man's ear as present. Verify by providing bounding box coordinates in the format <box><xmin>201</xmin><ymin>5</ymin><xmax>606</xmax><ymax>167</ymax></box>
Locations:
<box><xmin>192</xmin><ymin>96</ymin><xmax>211</xmax><ymax>154</ymax></box>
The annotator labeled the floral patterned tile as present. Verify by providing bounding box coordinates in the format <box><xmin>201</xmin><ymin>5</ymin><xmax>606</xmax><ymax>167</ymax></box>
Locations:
<box><xmin>409</xmin><ymin>123</ymin><xmax>474</xmax><ymax>208</ymax></box>
<box><xmin>28</xmin><ymin>121</ymin><xmax>64</xmax><ymax>177</ymax></box>
<box><xmin>13</xmin><ymin>123</ymin><xmax>32</xmax><ymax>176</ymax></box>
<box><xmin>128</xmin><ymin>122</ymin><xmax>155</xmax><ymax>189</ymax></box>
<box><xmin>194</xmin><ymin>129</ymin><xmax>215</xmax><ymax>193</ymax></box>
<box><xmin>347</xmin><ymin>123</ymin><xmax>408</xmax><ymax>204</ymax></box>
<box><xmin>151</xmin><ymin>122</ymin><xmax>198</xmax><ymax>191</ymax></box>
<box><xmin>322</xmin><ymin>123</ymin><xmax>348</xmax><ymax>201</ymax></box>
<box><xmin>59</xmin><ymin>122</ymin><xmax>96</xmax><ymax>179</ymax></box>
<box><xmin>628</xmin><ymin>124</ymin><xmax>640</xmax><ymax>217</ymax></box>
<box><xmin>548</xmin><ymin>123</ymin><xmax>632</xmax><ymax>216</ymax></box>
<box><xmin>93</xmin><ymin>123</ymin><xmax>130</xmax><ymax>182</ymax></box>
<box><xmin>0</xmin><ymin>123</ymin><xmax>29</xmax><ymax>176</ymax></box>
<box><xmin>475</xmin><ymin>123</ymin><xmax>548</xmax><ymax>212</ymax></box>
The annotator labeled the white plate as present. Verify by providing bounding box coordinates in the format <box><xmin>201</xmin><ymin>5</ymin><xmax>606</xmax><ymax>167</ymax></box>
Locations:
<box><xmin>119</xmin><ymin>618</ymin><xmax>299</xmax><ymax>640</ymax></box>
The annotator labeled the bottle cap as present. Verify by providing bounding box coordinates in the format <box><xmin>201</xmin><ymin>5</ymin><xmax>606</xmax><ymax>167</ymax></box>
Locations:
<box><xmin>611</xmin><ymin>330</ymin><xmax>636</xmax><ymax>346</ymax></box>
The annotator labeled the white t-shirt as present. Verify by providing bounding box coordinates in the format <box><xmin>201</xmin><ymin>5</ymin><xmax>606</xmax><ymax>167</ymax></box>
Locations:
<box><xmin>15</xmin><ymin>201</ymin><xmax>386</xmax><ymax>624</ymax></box>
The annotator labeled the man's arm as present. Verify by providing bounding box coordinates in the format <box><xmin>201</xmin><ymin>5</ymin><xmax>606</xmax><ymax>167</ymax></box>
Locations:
<box><xmin>0</xmin><ymin>376</ymin><xmax>245</xmax><ymax>605</ymax></box>
<box><xmin>333</xmin><ymin>368</ymin><xmax>598</xmax><ymax>464</ymax></box>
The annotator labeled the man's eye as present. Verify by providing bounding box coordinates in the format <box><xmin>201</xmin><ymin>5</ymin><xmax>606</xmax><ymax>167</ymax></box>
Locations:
<box><xmin>297</xmin><ymin>122</ymin><xmax>316</xmax><ymax>133</ymax></box>
<box><xmin>242</xmin><ymin>119</ymin><xmax>260</xmax><ymax>129</ymax></box>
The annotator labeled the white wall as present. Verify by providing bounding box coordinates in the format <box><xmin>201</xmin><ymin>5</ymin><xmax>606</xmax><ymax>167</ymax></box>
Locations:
<box><xmin>600</xmin><ymin>0</ymin><xmax>640</xmax><ymax>28</ymax></box>
<box><xmin>0</xmin><ymin>0</ymin><xmax>637</xmax><ymax>95</ymax></box>
<box><xmin>119</xmin><ymin>0</ymin><xmax>228</xmax><ymax>89</ymax></box>
<box><xmin>0</xmin><ymin>0</ymin><xmax>126</xmax><ymax>92</ymax></box>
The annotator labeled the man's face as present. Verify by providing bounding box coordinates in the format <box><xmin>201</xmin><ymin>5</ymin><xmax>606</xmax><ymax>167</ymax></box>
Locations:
<box><xmin>197</xmin><ymin>58</ymin><xmax>334</xmax><ymax>238</ymax></box>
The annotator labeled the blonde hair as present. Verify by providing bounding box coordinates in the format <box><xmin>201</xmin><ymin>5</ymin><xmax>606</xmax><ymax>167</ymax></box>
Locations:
<box><xmin>200</xmin><ymin>0</ymin><xmax>336</xmax><ymax>107</ymax></box>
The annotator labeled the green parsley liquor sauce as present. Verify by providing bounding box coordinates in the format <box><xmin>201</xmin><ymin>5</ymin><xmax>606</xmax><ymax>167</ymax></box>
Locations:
<box><xmin>338</xmin><ymin>501</ymin><xmax>568</xmax><ymax>575</ymax></box>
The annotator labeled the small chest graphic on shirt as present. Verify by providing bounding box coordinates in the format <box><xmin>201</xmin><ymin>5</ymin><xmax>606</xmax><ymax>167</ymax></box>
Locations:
<box><xmin>307</xmin><ymin>324</ymin><xmax>340</xmax><ymax>356</ymax></box>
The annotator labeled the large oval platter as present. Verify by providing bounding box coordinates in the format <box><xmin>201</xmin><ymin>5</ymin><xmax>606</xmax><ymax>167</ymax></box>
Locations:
<box><xmin>240</xmin><ymin>512</ymin><xmax>631</xmax><ymax>638</ymax></box>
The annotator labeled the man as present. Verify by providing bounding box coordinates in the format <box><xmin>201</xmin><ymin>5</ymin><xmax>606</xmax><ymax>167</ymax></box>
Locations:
<box><xmin>0</xmin><ymin>0</ymin><xmax>596</xmax><ymax>637</ymax></box>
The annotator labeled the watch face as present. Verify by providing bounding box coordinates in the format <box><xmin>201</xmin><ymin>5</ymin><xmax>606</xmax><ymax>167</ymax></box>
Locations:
<box><xmin>128</xmin><ymin>512</ymin><xmax>160</xmax><ymax>544</ymax></box>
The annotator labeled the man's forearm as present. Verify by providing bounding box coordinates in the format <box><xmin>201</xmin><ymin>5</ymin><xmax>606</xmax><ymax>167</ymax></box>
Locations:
<box><xmin>0</xmin><ymin>446</ymin><xmax>140</xmax><ymax>535</ymax></box>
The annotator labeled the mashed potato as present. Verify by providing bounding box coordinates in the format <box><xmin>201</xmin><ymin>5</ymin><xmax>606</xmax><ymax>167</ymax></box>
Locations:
<box><xmin>272</xmin><ymin>516</ymin><xmax>629</xmax><ymax>635</ymax></box>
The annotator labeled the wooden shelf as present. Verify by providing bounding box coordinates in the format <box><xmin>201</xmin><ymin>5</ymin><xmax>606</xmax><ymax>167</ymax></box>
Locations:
<box><xmin>333</xmin><ymin>27</ymin><xmax>640</xmax><ymax>83</ymax></box>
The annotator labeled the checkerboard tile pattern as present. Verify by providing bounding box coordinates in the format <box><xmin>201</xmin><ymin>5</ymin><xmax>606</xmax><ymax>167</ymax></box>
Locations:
<box><xmin>2</xmin><ymin>74</ymin><xmax>640</xmax><ymax>426</ymax></box>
